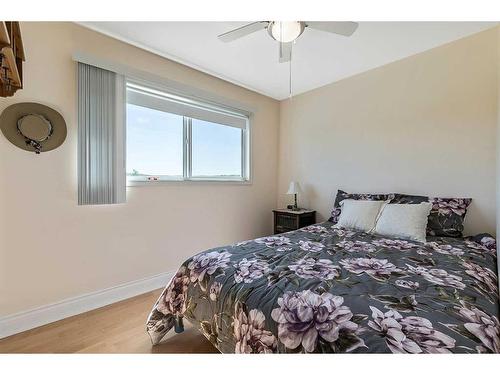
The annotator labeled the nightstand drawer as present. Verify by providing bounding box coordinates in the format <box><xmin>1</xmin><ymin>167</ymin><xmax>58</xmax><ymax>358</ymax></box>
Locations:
<box><xmin>275</xmin><ymin>214</ymin><xmax>297</xmax><ymax>232</ymax></box>
<box><xmin>273</xmin><ymin>209</ymin><xmax>316</xmax><ymax>234</ymax></box>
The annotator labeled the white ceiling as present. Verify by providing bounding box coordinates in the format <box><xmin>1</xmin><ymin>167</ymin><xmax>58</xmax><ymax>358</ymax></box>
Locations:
<box><xmin>81</xmin><ymin>22</ymin><xmax>497</xmax><ymax>100</ymax></box>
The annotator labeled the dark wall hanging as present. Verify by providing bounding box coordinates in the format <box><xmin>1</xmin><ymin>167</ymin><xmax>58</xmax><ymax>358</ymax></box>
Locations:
<box><xmin>0</xmin><ymin>21</ymin><xmax>25</xmax><ymax>97</ymax></box>
<box><xmin>0</xmin><ymin>102</ymin><xmax>67</xmax><ymax>154</ymax></box>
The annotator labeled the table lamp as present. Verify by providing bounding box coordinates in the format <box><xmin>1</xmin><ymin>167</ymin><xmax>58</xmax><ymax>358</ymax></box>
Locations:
<box><xmin>286</xmin><ymin>181</ymin><xmax>302</xmax><ymax>211</ymax></box>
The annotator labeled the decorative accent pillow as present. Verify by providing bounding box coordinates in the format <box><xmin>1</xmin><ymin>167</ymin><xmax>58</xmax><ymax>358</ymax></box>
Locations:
<box><xmin>373</xmin><ymin>202</ymin><xmax>432</xmax><ymax>243</ymax></box>
<box><xmin>335</xmin><ymin>199</ymin><xmax>388</xmax><ymax>232</ymax></box>
<box><xmin>329</xmin><ymin>190</ymin><xmax>394</xmax><ymax>224</ymax></box>
<box><xmin>391</xmin><ymin>193</ymin><xmax>471</xmax><ymax>237</ymax></box>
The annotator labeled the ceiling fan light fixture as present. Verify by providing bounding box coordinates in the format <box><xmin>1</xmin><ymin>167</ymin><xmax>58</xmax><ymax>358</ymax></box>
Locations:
<box><xmin>268</xmin><ymin>21</ymin><xmax>305</xmax><ymax>43</ymax></box>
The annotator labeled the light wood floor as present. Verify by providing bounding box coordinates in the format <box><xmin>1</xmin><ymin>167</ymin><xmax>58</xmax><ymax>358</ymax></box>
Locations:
<box><xmin>0</xmin><ymin>289</ymin><xmax>219</xmax><ymax>353</ymax></box>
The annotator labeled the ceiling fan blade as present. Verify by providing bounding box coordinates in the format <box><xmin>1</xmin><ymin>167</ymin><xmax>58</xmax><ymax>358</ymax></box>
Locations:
<box><xmin>305</xmin><ymin>21</ymin><xmax>359</xmax><ymax>36</ymax></box>
<box><xmin>218</xmin><ymin>21</ymin><xmax>269</xmax><ymax>42</ymax></box>
<box><xmin>279</xmin><ymin>42</ymin><xmax>292</xmax><ymax>63</ymax></box>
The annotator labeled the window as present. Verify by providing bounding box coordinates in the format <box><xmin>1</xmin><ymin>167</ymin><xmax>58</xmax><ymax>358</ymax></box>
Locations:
<box><xmin>126</xmin><ymin>82</ymin><xmax>250</xmax><ymax>183</ymax></box>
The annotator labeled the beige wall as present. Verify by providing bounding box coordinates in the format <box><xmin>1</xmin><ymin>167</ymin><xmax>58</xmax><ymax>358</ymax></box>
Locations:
<box><xmin>0</xmin><ymin>23</ymin><xmax>280</xmax><ymax>316</ymax></box>
<box><xmin>278</xmin><ymin>28</ymin><xmax>498</xmax><ymax>236</ymax></box>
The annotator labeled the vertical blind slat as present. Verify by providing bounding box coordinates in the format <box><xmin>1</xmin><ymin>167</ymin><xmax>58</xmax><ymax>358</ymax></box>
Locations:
<box><xmin>78</xmin><ymin>62</ymin><xmax>124</xmax><ymax>205</ymax></box>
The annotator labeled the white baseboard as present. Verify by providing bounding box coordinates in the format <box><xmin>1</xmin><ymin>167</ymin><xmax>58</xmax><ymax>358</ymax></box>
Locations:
<box><xmin>0</xmin><ymin>271</ymin><xmax>175</xmax><ymax>339</ymax></box>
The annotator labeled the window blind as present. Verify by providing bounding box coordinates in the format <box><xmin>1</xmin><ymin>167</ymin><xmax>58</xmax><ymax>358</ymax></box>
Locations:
<box><xmin>78</xmin><ymin>62</ymin><xmax>126</xmax><ymax>205</ymax></box>
<box><xmin>126</xmin><ymin>82</ymin><xmax>248</xmax><ymax>129</ymax></box>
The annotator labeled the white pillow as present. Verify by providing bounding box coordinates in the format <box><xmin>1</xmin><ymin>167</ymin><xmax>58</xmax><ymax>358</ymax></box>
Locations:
<box><xmin>373</xmin><ymin>202</ymin><xmax>432</xmax><ymax>243</ymax></box>
<box><xmin>335</xmin><ymin>199</ymin><xmax>388</xmax><ymax>232</ymax></box>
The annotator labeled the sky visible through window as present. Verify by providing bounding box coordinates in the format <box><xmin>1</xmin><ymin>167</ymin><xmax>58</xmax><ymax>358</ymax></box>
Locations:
<box><xmin>126</xmin><ymin>104</ymin><xmax>242</xmax><ymax>177</ymax></box>
<box><xmin>127</xmin><ymin>104</ymin><xmax>183</xmax><ymax>176</ymax></box>
<box><xmin>191</xmin><ymin>118</ymin><xmax>241</xmax><ymax>177</ymax></box>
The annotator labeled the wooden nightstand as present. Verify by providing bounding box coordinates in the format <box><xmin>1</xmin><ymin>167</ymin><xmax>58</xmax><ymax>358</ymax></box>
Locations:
<box><xmin>273</xmin><ymin>209</ymin><xmax>316</xmax><ymax>234</ymax></box>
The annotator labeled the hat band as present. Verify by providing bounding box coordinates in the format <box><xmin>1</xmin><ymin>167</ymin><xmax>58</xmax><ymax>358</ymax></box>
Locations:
<box><xmin>16</xmin><ymin>114</ymin><xmax>54</xmax><ymax>154</ymax></box>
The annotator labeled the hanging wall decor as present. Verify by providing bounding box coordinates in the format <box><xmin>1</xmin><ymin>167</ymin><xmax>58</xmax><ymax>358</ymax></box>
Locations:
<box><xmin>0</xmin><ymin>102</ymin><xmax>67</xmax><ymax>154</ymax></box>
<box><xmin>0</xmin><ymin>21</ymin><xmax>25</xmax><ymax>97</ymax></box>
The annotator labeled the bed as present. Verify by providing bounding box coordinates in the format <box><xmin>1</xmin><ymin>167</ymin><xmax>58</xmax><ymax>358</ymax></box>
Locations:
<box><xmin>146</xmin><ymin>220</ymin><xmax>499</xmax><ymax>353</ymax></box>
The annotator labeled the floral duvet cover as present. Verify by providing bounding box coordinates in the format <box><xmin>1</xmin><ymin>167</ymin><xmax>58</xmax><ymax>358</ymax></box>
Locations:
<box><xmin>146</xmin><ymin>222</ymin><xmax>499</xmax><ymax>353</ymax></box>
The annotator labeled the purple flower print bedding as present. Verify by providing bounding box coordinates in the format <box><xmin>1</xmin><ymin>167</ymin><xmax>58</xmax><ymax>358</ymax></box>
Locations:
<box><xmin>146</xmin><ymin>222</ymin><xmax>499</xmax><ymax>353</ymax></box>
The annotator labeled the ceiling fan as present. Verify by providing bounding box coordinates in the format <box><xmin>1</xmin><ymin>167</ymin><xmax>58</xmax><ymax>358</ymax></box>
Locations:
<box><xmin>218</xmin><ymin>21</ymin><xmax>359</xmax><ymax>63</ymax></box>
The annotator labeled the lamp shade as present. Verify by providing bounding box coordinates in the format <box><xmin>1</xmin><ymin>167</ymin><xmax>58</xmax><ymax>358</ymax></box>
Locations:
<box><xmin>286</xmin><ymin>181</ymin><xmax>301</xmax><ymax>195</ymax></box>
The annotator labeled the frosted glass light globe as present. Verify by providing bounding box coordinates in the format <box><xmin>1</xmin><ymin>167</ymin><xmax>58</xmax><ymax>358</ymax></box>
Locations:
<box><xmin>268</xmin><ymin>21</ymin><xmax>304</xmax><ymax>43</ymax></box>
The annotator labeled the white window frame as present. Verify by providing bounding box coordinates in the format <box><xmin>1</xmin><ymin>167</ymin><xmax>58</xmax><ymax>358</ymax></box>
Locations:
<box><xmin>125</xmin><ymin>80</ymin><xmax>251</xmax><ymax>185</ymax></box>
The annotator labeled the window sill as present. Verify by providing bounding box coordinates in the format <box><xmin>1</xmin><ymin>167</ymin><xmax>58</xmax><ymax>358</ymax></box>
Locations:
<box><xmin>127</xmin><ymin>179</ymin><xmax>252</xmax><ymax>187</ymax></box>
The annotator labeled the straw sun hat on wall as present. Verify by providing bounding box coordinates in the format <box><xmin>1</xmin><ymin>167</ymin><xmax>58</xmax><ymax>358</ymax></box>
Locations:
<box><xmin>0</xmin><ymin>102</ymin><xmax>67</xmax><ymax>154</ymax></box>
